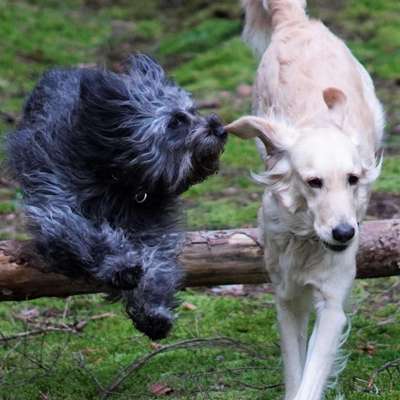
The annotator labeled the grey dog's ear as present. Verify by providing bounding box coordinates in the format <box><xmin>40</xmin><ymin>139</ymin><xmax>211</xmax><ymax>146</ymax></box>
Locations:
<box><xmin>224</xmin><ymin>116</ymin><xmax>298</xmax><ymax>155</ymax></box>
<box><xmin>126</xmin><ymin>53</ymin><xmax>166</xmax><ymax>82</ymax></box>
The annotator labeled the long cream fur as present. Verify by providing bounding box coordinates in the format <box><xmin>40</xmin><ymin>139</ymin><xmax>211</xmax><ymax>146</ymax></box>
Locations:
<box><xmin>227</xmin><ymin>1</ymin><xmax>384</xmax><ymax>399</ymax></box>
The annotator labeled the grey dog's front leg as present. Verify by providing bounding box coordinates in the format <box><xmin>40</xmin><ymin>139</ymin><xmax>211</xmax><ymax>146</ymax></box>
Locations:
<box><xmin>123</xmin><ymin>234</ymin><xmax>184</xmax><ymax>340</ymax></box>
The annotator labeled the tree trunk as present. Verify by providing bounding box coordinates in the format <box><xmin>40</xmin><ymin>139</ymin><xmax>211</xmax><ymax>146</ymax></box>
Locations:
<box><xmin>0</xmin><ymin>219</ymin><xmax>399</xmax><ymax>301</ymax></box>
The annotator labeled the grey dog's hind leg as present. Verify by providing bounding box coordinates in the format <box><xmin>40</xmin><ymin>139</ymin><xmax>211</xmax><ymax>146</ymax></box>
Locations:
<box><xmin>26</xmin><ymin>203</ymin><xmax>142</xmax><ymax>288</ymax></box>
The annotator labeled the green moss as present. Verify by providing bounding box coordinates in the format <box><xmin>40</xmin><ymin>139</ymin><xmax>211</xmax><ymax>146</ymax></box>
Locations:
<box><xmin>222</xmin><ymin>136</ymin><xmax>261</xmax><ymax>169</ymax></box>
<box><xmin>339</xmin><ymin>0</ymin><xmax>400</xmax><ymax>80</ymax></box>
<box><xmin>134</xmin><ymin>19</ymin><xmax>163</xmax><ymax>41</ymax></box>
<box><xmin>0</xmin><ymin>1</ymin><xmax>399</xmax><ymax>398</ymax></box>
<box><xmin>0</xmin><ymin>0</ymin><xmax>111</xmax><ymax>129</ymax></box>
<box><xmin>0</xmin><ymin>288</ymin><xmax>398</xmax><ymax>399</ymax></box>
<box><xmin>374</xmin><ymin>156</ymin><xmax>400</xmax><ymax>192</ymax></box>
<box><xmin>0</xmin><ymin>200</ymin><xmax>16</xmax><ymax>214</ymax></box>
<box><xmin>172</xmin><ymin>38</ymin><xmax>256</xmax><ymax>94</ymax></box>
<box><xmin>159</xmin><ymin>19</ymin><xmax>241</xmax><ymax>59</ymax></box>
<box><xmin>186</xmin><ymin>198</ymin><xmax>260</xmax><ymax>230</ymax></box>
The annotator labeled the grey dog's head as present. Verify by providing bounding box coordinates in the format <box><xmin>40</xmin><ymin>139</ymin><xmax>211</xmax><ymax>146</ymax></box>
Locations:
<box><xmin>77</xmin><ymin>54</ymin><xmax>226</xmax><ymax>197</ymax></box>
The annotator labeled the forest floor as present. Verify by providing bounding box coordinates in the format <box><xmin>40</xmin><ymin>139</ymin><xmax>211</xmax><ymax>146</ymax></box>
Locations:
<box><xmin>0</xmin><ymin>1</ymin><xmax>399</xmax><ymax>398</ymax></box>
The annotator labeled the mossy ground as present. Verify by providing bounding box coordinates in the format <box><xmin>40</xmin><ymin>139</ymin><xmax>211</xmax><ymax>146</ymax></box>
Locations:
<box><xmin>0</xmin><ymin>1</ymin><xmax>399</xmax><ymax>399</ymax></box>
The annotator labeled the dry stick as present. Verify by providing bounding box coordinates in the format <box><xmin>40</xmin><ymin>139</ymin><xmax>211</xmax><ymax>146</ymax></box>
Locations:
<box><xmin>74</xmin><ymin>351</ymin><xmax>106</xmax><ymax>393</ymax></box>
<box><xmin>169</xmin><ymin>365</ymin><xmax>278</xmax><ymax>380</ymax></box>
<box><xmin>73</xmin><ymin>312</ymin><xmax>116</xmax><ymax>331</ymax></box>
<box><xmin>62</xmin><ymin>297</ymin><xmax>71</xmax><ymax>321</ymax></box>
<box><xmin>0</xmin><ymin>326</ymin><xmax>76</xmax><ymax>343</ymax></box>
<box><xmin>367</xmin><ymin>357</ymin><xmax>400</xmax><ymax>390</ymax></box>
<box><xmin>101</xmin><ymin>337</ymin><xmax>263</xmax><ymax>400</ymax></box>
<box><xmin>236</xmin><ymin>381</ymin><xmax>282</xmax><ymax>391</ymax></box>
<box><xmin>0</xmin><ymin>110</ymin><xmax>16</xmax><ymax>124</ymax></box>
<box><xmin>196</xmin><ymin>100</ymin><xmax>221</xmax><ymax>109</ymax></box>
<box><xmin>0</xmin><ymin>313</ymin><xmax>116</xmax><ymax>344</ymax></box>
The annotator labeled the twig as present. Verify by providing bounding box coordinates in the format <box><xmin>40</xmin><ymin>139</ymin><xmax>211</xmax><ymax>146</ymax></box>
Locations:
<box><xmin>101</xmin><ymin>336</ymin><xmax>263</xmax><ymax>399</ymax></box>
<box><xmin>236</xmin><ymin>381</ymin><xmax>282</xmax><ymax>390</ymax></box>
<box><xmin>0</xmin><ymin>312</ymin><xmax>116</xmax><ymax>343</ymax></box>
<box><xmin>168</xmin><ymin>365</ymin><xmax>277</xmax><ymax>380</ymax></box>
<box><xmin>74</xmin><ymin>351</ymin><xmax>105</xmax><ymax>393</ymax></box>
<box><xmin>164</xmin><ymin>365</ymin><xmax>281</xmax><ymax>397</ymax></box>
<box><xmin>0</xmin><ymin>326</ymin><xmax>76</xmax><ymax>343</ymax></box>
<box><xmin>197</xmin><ymin>100</ymin><xmax>221</xmax><ymax>110</ymax></box>
<box><xmin>367</xmin><ymin>357</ymin><xmax>400</xmax><ymax>390</ymax></box>
<box><xmin>0</xmin><ymin>110</ymin><xmax>16</xmax><ymax>124</ymax></box>
<box><xmin>73</xmin><ymin>312</ymin><xmax>116</xmax><ymax>331</ymax></box>
<box><xmin>62</xmin><ymin>297</ymin><xmax>72</xmax><ymax>321</ymax></box>
<box><xmin>12</xmin><ymin>344</ymin><xmax>51</xmax><ymax>372</ymax></box>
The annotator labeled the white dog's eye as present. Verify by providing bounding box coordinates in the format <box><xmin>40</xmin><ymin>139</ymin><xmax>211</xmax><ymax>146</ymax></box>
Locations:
<box><xmin>348</xmin><ymin>174</ymin><xmax>359</xmax><ymax>186</ymax></box>
<box><xmin>307</xmin><ymin>178</ymin><xmax>323</xmax><ymax>189</ymax></box>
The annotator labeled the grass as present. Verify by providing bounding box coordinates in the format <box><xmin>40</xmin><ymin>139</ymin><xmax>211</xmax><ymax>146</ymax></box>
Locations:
<box><xmin>0</xmin><ymin>0</ymin><xmax>399</xmax><ymax>399</ymax></box>
<box><xmin>338</xmin><ymin>0</ymin><xmax>400</xmax><ymax>80</ymax></box>
<box><xmin>0</xmin><ymin>284</ymin><xmax>399</xmax><ymax>400</ymax></box>
<box><xmin>0</xmin><ymin>1</ymin><xmax>110</xmax><ymax>101</ymax></box>
<box><xmin>158</xmin><ymin>19</ymin><xmax>241</xmax><ymax>60</ymax></box>
<box><xmin>374</xmin><ymin>157</ymin><xmax>400</xmax><ymax>192</ymax></box>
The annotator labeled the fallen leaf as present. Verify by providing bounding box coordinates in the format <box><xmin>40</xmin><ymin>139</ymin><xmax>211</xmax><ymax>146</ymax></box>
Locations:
<box><xmin>16</xmin><ymin>308</ymin><xmax>40</xmax><ymax>321</ymax></box>
<box><xmin>80</xmin><ymin>348</ymin><xmax>96</xmax><ymax>355</ymax></box>
<box><xmin>181</xmin><ymin>302</ymin><xmax>197</xmax><ymax>311</ymax></box>
<box><xmin>149</xmin><ymin>382</ymin><xmax>173</xmax><ymax>396</ymax></box>
<box><xmin>359</xmin><ymin>343</ymin><xmax>376</xmax><ymax>355</ymax></box>
<box><xmin>39</xmin><ymin>391</ymin><xmax>49</xmax><ymax>400</ymax></box>
<box><xmin>150</xmin><ymin>342</ymin><xmax>163</xmax><ymax>350</ymax></box>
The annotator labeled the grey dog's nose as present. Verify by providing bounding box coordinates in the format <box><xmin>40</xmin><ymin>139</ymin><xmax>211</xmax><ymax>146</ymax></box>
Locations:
<box><xmin>207</xmin><ymin>114</ymin><xmax>226</xmax><ymax>137</ymax></box>
<box><xmin>332</xmin><ymin>223</ymin><xmax>355</xmax><ymax>243</ymax></box>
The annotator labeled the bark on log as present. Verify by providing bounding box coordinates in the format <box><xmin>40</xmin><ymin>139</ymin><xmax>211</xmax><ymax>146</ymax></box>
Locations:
<box><xmin>0</xmin><ymin>219</ymin><xmax>399</xmax><ymax>301</ymax></box>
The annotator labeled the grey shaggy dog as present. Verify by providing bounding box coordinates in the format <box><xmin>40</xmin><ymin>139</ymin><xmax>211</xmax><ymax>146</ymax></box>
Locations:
<box><xmin>7</xmin><ymin>54</ymin><xmax>226</xmax><ymax>340</ymax></box>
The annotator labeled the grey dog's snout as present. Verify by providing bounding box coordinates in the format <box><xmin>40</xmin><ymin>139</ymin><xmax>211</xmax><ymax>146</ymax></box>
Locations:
<box><xmin>207</xmin><ymin>114</ymin><xmax>226</xmax><ymax>137</ymax></box>
<box><xmin>332</xmin><ymin>223</ymin><xmax>355</xmax><ymax>243</ymax></box>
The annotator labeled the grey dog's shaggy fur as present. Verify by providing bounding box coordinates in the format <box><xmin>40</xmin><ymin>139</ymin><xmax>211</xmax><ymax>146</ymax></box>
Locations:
<box><xmin>6</xmin><ymin>54</ymin><xmax>226</xmax><ymax>340</ymax></box>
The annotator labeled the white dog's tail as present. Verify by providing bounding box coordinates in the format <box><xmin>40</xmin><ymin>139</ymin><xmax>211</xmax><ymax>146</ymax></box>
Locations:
<box><xmin>241</xmin><ymin>0</ymin><xmax>307</xmax><ymax>56</ymax></box>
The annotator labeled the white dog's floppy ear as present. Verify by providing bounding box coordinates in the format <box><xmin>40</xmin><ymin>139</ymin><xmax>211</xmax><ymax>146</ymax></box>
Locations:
<box><xmin>225</xmin><ymin>116</ymin><xmax>297</xmax><ymax>155</ymax></box>
<box><xmin>323</xmin><ymin>87</ymin><xmax>348</xmax><ymax>128</ymax></box>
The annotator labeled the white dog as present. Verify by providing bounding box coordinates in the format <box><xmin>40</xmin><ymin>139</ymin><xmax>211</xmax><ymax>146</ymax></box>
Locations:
<box><xmin>225</xmin><ymin>1</ymin><xmax>384</xmax><ymax>399</ymax></box>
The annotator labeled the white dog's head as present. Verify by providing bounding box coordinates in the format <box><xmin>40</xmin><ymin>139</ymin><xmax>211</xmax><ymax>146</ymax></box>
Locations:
<box><xmin>225</xmin><ymin>89</ymin><xmax>382</xmax><ymax>252</ymax></box>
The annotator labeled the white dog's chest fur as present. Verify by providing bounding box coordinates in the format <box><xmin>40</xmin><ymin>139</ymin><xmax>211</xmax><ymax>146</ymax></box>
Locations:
<box><xmin>260</xmin><ymin>193</ymin><xmax>357</xmax><ymax>301</ymax></box>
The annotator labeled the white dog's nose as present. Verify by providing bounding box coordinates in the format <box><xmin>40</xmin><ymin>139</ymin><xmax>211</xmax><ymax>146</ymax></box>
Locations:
<box><xmin>332</xmin><ymin>223</ymin><xmax>355</xmax><ymax>243</ymax></box>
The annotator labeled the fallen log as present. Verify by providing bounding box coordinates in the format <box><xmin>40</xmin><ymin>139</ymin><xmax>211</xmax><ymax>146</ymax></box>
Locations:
<box><xmin>0</xmin><ymin>219</ymin><xmax>399</xmax><ymax>301</ymax></box>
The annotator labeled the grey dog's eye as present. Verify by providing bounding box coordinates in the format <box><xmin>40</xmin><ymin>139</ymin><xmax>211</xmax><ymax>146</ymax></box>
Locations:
<box><xmin>307</xmin><ymin>178</ymin><xmax>323</xmax><ymax>189</ymax></box>
<box><xmin>168</xmin><ymin>112</ymin><xmax>189</xmax><ymax>130</ymax></box>
<box><xmin>348</xmin><ymin>174</ymin><xmax>359</xmax><ymax>185</ymax></box>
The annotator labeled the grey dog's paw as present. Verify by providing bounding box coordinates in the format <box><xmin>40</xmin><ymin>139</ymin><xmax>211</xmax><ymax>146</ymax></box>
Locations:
<box><xmin>111</xmin><ymin>266</ymin><xmax>143</xmax><ymax>289</ymax></box>
<box><xmin>127</xmin><ymin>306</ymin><xmax>173</xmax><ymax>341</ymax></box>
<box><xmin>100</xmin><ymin>252</ymin><xmax>143</xmax><ymax>289</ymax></box>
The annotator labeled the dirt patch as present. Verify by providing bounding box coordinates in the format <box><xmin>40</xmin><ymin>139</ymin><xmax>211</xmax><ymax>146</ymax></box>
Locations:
<box><xmin>367</xmin><ymin>192</ymin><xmax>400</xmax><ymax>219</ymax></box>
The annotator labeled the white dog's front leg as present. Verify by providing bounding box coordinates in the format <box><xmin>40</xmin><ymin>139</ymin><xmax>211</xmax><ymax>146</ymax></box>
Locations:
<box><xmin>276</xmin><ymin>292</ymin><xmax>311</xmax><ymax>400</ymax></box>
<box><xmin>293</xmin><ymin>301</ymin><xmax>347</xmax><ymax>400</ymax></box>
